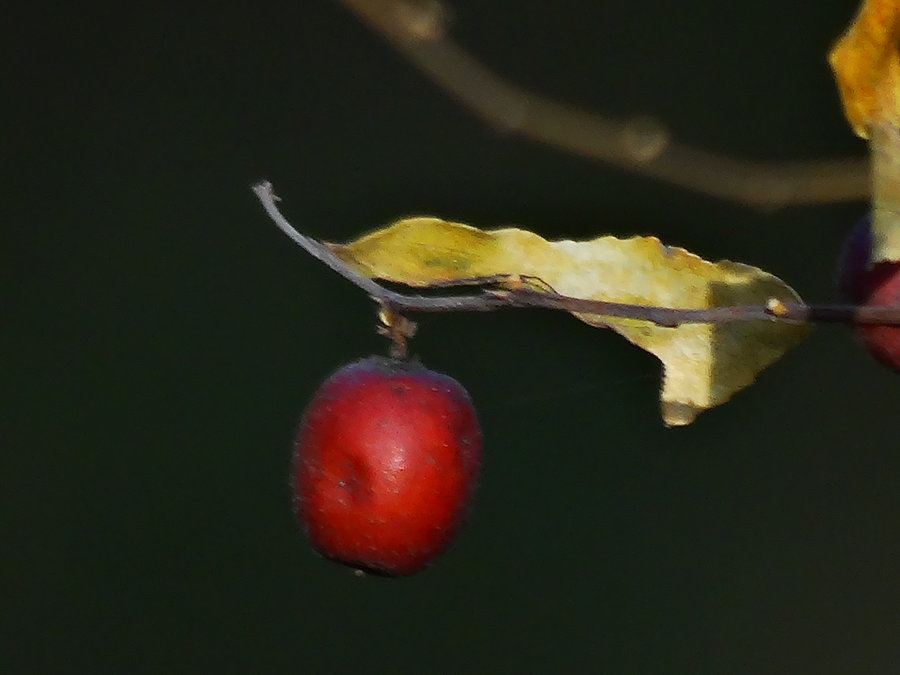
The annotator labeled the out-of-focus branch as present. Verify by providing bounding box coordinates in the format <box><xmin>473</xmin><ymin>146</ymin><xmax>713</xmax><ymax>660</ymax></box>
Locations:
<box><xmin>335</xmin><ymin>0</ymin><xmax>870</xmax><ymax>209</ymax></box>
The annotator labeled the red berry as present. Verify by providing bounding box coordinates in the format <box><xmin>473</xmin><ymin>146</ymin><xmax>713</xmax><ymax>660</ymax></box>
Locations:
<box><xmin>293</xmin><ymin>356</ymin><xmax>482</xmax><ymax>576</ymax></box>
<box><xmin>857</xmin><ymin>261</ymin><xmax>900</xmax><ymax>372</ymax></box>
<box><xmin>837</xmin><ymin>215</ymin><xmax>900</xmax><ymax>371</ymax></box>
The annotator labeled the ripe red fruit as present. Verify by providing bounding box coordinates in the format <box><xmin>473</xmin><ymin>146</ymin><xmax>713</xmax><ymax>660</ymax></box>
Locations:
<box><xmin>838</xmin><ymin>214</ymin><xmax>900</xmax><ymax>371</ymax></box>
<box><xmin>856</xmin><ymin>261</ymin><xmax>900</xmax><ymax>371</ymax></box>
<box><xmin>293</xmin><ymin>356</ymin><xmax>482</xmax><ymax>576</ymax></box>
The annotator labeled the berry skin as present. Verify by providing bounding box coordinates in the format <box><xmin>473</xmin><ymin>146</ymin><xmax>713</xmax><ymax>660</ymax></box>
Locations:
<box><xmin>838</xmin><ymin>214</ymin><xmax>900</xmax><ymax>371</ymax></box>
<box><xmin>293</xmin><ymin>356</ymin><xmax>482</xmax><ymax>576</ymax></box>
<box><xmin>856</xmin><ymin>261</ymin><xmax>900</xmax><ymax>372</ymax></box>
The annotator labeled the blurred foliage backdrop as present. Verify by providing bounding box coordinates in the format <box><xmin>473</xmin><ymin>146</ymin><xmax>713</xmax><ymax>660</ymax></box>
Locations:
<box><xmin>7</xmin><ymin>1</ymin><xmax>900</xmax><ymax>673</ymax></box>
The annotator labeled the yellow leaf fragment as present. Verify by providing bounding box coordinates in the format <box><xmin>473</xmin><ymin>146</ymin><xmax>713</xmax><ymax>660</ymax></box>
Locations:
<box><xmin>828</xmin><ymin>0</ymin><xmax>900</xmax><ymax>138</ymax></box>
<box><xmin>330</xmin><ymin>218</ymin><xmax>811</xmax><ymax>426</ymax></box>
<box><xmin>870</xmin><ymin>121</ymin><xmax>900</xmax><ymax>262</ymax></box>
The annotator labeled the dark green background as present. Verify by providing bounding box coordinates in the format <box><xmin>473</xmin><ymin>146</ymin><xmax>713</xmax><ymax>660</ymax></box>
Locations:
<box><xmin>7</xmin><ymin>2</ymin><xmax>900</xmax><ymax>673</ymax></box>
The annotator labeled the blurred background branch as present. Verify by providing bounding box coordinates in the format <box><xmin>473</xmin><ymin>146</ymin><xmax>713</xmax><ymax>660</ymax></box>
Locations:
<box><xmin>337</xmin><ymin>0</ymin><xmax>870</xmax><ymax>209</ymax></box>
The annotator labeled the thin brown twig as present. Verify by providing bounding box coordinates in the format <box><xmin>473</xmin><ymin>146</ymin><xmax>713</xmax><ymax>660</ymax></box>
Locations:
<box><xmin>334</xmin><ymin>0</ymin><xmax>870</xmax><ymax>209</ymax></box>
<box><xmin>252</xmin><ymin>181</ymin><xmax>900</xmax><ymax>326</ymax></box>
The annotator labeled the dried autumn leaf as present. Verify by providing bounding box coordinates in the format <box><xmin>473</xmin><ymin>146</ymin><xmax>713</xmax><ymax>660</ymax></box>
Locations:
<box><xmin>829</xmin><ymin>0</ymin><xmax>900</xmax><ymax>262</ymax></box>
<box><xmin>329</xmin><ymin>218</ymin><xmax>810</xmax><ymax>426</ymax></box>
<box><xmin>828</xmin><ymin>0</ymin><xmax>900</xmax><ymax>138</ymax></box>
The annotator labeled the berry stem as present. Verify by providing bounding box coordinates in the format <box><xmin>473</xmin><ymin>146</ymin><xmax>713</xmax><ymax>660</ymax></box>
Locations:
<box><xmin>377</xmin><ymin>306</ymin><xmax>416</xmax><ymax>359</ymax></box>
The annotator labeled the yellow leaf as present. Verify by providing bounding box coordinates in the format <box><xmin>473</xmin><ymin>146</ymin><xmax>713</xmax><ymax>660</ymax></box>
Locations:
<box><xmin>828</xmin><ymin>0</ymin><xmax>900</xmax><ymax>138</ymax></box>
<box><xmin>330</xmin><ymin>218</ymin><xmax>811</xmax><ymax>426</ymax></box>
<box><xmin>870</xmin><ymin>121</ymin><xmax>900</xmax><ymax>262</ymax></box>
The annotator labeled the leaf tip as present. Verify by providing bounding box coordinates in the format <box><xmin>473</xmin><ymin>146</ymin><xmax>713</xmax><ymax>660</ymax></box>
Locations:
<box><xmin>660</xmin><ymin>400</ymin><xmax>701</xmax><ymax>427</ymax></box>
